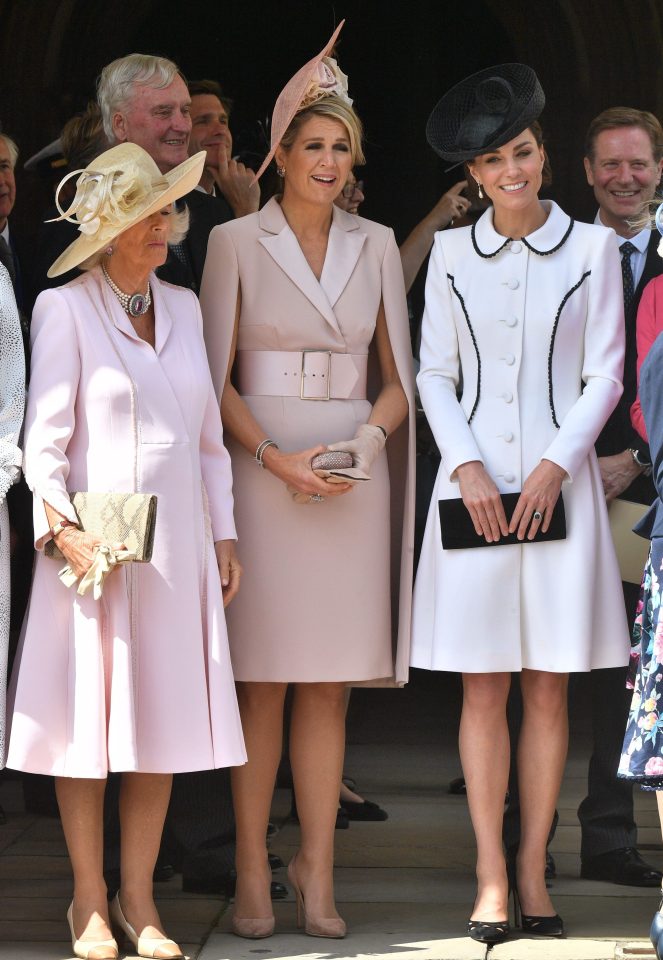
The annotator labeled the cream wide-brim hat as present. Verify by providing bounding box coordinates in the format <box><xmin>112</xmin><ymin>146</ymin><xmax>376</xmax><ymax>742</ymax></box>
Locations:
<box><xmin>252</xmin><ymin>19</ymin><xmax>345</xmax><ymax>183</ymax></box>
<box><xmin>47</xmin><ymin>143</ymin><xmax>206</xmax><ymax>278</ymax></box>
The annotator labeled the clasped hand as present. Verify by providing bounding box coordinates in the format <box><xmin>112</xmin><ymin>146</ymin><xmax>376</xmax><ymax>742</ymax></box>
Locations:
<box><xmin>263</xmin><ymin>444</ymin><xmax>352</xmax><ymax>498</ymax></box>
<box><xmin>457</xmin><ymin>459</ymin><xmax>565</xmax><ymax>543</ymax></box>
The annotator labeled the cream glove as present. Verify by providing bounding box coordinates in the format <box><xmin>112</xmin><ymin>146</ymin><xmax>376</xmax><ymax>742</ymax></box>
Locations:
<box><xmin>59</xmin><ymin>544</ymin><xmax>136</xmax><ymax>599</ymax></box>
<box><xmin>327</xmin><ymin>424</ymin><xmax>386</xmax><ymax>476</ymax></box>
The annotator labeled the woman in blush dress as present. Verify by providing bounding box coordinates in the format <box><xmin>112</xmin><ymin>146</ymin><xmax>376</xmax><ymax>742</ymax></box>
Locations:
<box><xmin>200</xmin><ymin>21</ymin><xmax>415</xmax><ymax>942</ymax></box>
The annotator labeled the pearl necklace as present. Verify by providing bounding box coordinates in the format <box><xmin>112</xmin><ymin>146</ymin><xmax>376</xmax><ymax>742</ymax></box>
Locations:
<box><xmin>102</xmin><ymin>265</ymin><xmax>152</xmax><ymax>317</ymax></box>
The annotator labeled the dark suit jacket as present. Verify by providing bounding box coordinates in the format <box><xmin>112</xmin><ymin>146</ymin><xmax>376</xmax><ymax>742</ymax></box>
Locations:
<box><xmin>157</xmin><ymin>190</ymin><xmax>232</xmax><ymax>292</ymax></box>
<box><xmin>595</xmin><ymin>229</ymin><xmax>663</xmax><ymax>505</ymax></box>
<box><xmin>634</xmin><ymin>329</ymin><xmax>663</xmax><ymax>538</ymax></box>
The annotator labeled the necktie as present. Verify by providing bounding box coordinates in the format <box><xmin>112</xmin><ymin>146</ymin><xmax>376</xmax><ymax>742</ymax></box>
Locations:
<box><xmin>0</xmin><ymin>235</ymin><xmax>16</xmax><ymax>289</ymax></box>
<box><xmin>620</xmin><ymin>240</ymin><xmax>636</xmax><ymax>314</ymax></box>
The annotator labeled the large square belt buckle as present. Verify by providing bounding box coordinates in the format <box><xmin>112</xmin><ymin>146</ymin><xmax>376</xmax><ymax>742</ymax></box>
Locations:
<box><xmin>300</xmin><ymin>349</ymin><xmax>332</xmax><ymax>400</ymax></box>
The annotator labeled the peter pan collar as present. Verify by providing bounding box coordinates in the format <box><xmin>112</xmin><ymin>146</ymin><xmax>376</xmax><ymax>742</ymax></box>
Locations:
<box><xmin>471</xmin><ymin>199</ymin><xmax>574</xmax><ymax>259</ymax></box>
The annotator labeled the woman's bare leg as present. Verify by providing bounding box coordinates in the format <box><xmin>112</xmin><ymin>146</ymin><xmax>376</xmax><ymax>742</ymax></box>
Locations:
<box><xmin>232</xmin><ymin>681</ymin><xmax>287</xmax><ymax>918</ymax></box>
<box><xmin>55</xmin><ymin>776</ymin><xmax>115</xmax><ymax>958</ymax></box>
<box><xmin>117</xmin><ymin>772</ymin><xmax>176</xmax><ymax>955</ymax></box>
<box><xmin>459</xmin><ymin>673</ymin><xmax>512</xmax><ymax>922</ymax></box>
<box><xmin>289</xmin><ymin>681</ymin><xmax>346</xmax><ymax>919</ymax></box>
<box><xmin>516</xmin><ymin>669</ymin><xmax>568</xmax><ymax>916</ymax></box>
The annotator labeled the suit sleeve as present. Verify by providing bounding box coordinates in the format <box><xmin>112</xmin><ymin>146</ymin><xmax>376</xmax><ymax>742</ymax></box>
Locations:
<box><xmin>189</xmin><ymin>290</ymin><xmax>237</xmax><ymax>541</ymax></box>
<box><xmin>199</xmin><ymin>224</ymin><xmax>240</xmax><ymax>404</ymax></box>
<box><xmin>631</xmin><ymin>278</ymin><xmax>663</xmax><ymax>442</ymax></box>
<box><xmin>542</xmin><ymin>229</ymin><xmax>625</xmax><ymax>480</ymax></box>
<box><xmin>417</xmin><ymin>233</ymin><xmax>484</xmax><ymax>480</ymax></box>
<box><xmin>23</xmin><ymin>288</ymin><xmax>81</xmax><ymax>548</ymax></box>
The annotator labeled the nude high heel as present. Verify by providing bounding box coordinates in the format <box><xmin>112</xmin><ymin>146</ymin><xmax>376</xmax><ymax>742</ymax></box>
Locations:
<box><xmin>287</xmin><ymin>855</ymin><xmax>346</xmax><ymax>939</ymax></box>
<box><xmin>67</xmin><ymin>902</ymin><xmax>118</xmax><ymax>960</ymax></box>
<box><xmin>231</xmin><ymin>914</ymin><xmax>275</xmax><ymax>939</ymax></box>
<box><xmin>109</xmin><ymin>894</ymin><xmax>184</xmax><ymax>959</ymax></box>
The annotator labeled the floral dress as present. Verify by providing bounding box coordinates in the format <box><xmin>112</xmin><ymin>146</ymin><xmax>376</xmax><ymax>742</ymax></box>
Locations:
<box><xmin>619</xmin><ymin>536</ymin><xmax>663</xmax><ymax>788</ymax></box>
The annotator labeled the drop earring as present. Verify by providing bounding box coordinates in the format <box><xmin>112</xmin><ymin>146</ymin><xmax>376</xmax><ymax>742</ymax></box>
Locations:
<box><xmin>277</xmin><ymin>165</ymin><xmax>286</xmax><ymax>178</ymax></box>
<box><xmin>475</xmin><ymin>179</ymin><xmax>484</xmax><ymax>200</ymax></box>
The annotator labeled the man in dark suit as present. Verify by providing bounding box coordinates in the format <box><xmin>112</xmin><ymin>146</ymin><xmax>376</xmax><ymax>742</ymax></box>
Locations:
<box><xmin>579</xmin><ymin>107</ymin><xmax>663</xmax><ymax>885</ymax></box>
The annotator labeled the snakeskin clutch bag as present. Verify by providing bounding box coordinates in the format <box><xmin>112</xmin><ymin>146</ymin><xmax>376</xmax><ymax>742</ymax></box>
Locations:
<box><xmin>45</xmin><ymin>492</ymin><xmax>158</xmax><ymax>562</ymax></box>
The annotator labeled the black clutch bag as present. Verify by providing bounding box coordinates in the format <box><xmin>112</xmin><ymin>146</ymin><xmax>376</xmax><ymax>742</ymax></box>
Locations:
<box><xmin>439</xmin><ymin>492</ymin><xmax>566</xmax><ymax>550</ymax></box>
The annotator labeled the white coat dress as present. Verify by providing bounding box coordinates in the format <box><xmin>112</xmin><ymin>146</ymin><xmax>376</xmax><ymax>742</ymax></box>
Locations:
<box><xmin>411</xmin><ymin>201</ymin><xmax>630</xmax><ymax>674</ymax></box>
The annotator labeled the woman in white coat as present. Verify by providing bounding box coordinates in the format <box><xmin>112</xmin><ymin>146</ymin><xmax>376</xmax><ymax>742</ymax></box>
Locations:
<box><xmin>411</xmin><ymin>65</ymin><xmax>629</xmax><ymax>944</ymax></box>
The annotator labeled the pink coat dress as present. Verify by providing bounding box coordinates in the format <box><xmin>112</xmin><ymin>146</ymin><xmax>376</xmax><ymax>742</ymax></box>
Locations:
<box><xmin>199</xmin><ymin>198</ymin><xmax>416</xmax><ymax>685</ymax></box>
<box><xmin>7</xmin><ymin>269</ymin><xmax>247</xmax><ymax>778</ymax></box>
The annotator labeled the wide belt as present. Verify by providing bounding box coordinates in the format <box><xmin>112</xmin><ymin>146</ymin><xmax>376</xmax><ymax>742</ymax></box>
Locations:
<box><xmin>236</xmin><ymin>349</ymin><xmax>368</xmax><ymax>401</ymax></box>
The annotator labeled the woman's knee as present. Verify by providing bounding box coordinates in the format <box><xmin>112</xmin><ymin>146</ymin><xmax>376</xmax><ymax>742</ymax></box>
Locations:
<box><xmin>236</xmin><ymin>681</ymin><xmax>287</xmax><ymax>713</ymax></box>
<box><xmin>521</xmin><ymin>670</ymin><xmax>568</xmax><ymax>712</ymax></box>
<box><xmin>462</xmin><ymin>672</ymin><xmax>511</xmax><ymax>712</ymax></box>
<box><xmin>294</xmin><ymin>681</ymin><xmax>348</xmax><ymax>711</ymax></box>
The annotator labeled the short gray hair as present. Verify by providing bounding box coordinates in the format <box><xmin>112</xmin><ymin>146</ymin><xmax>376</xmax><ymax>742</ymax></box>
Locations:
<box><xmin>80</xmin><ymin>205</ymin><xmax>189</xmax><ymax>271</ymax></box>
<box><xmin>0</xmin><ymin>134</ymin><xmax>19</xmax><ymax>169</ymax></box>
<box><xmin>97</xmin><ymin>53</ymin><xmax>183</xmax><ymax>142</ymax></box>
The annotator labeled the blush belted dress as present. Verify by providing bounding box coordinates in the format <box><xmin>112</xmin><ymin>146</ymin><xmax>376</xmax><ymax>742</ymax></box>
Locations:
<box><xmin>411</xmin><ymin>201</ymin><xmax>630</xmax><ymax>674</ymax></box>
<box><xmin>7</xmin><ymin>269</ymin><xmax>247</xmax><ymax>777</ymax></box>
<box><xmin>200</xmin><ymin>197</ymin><xmax>416</xmax><ymax>685</ymax></box>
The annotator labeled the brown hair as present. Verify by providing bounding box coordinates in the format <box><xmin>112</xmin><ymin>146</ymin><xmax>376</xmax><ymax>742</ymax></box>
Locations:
<box><xmin>187</xmin><ymin>78</ymin><xmax>233</xmax><ymax>116</ymax></box>
<box><xmin>278</xmin><ymin>95</ymin><xmax>365</xmax><ymax>166</ymax></box>
<box><xmin>585</xmin><ymin>107</ymin><xmax>663</xmax><ymax>163</ymax></box>
<box><xmin>463</xmin><ymin>121</ymin><xmax>552</xmax><ymax>205</ymax></box>
<box><xmin>61</xmin><ymin>102</ymin><xmax>108</xmax><ymax>169</ymax></box>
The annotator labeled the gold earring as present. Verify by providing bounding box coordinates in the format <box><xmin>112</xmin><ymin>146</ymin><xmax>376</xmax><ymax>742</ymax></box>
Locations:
<box><xmin>277</xmin><ymin>165</ymin><xmax>286</xmax><ymax>178</ymax></box>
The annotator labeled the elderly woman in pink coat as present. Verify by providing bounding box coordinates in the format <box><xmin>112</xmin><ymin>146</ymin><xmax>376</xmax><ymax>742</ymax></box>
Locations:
<box><xmin>6</xmin><ymin>144</ymin><xmax>246</xmax><ymax>960</ymax></box>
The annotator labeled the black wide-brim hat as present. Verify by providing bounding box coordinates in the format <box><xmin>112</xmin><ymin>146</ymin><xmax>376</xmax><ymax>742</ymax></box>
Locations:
<box><xmin>426</xmin><ymin>63</ymin><xmax>545</xmax><ymax>167</ymax></box>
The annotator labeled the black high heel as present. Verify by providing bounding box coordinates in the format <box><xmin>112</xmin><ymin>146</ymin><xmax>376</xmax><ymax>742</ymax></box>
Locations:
<box><xmin>467</xmin><ymin>919</ymin><xmax>510</xmax><ymax>945</ymax></box>
<box><xmin>511</xmin><ymin>887</ymin><xmax>564</xmax><ymax>937</ymax></box>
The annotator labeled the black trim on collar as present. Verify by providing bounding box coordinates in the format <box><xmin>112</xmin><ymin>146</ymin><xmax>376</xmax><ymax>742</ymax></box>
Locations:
<box><xmin>471</xmin><ymin>217</ymin><xmax>575</xmax><ymax>259</ymax></box>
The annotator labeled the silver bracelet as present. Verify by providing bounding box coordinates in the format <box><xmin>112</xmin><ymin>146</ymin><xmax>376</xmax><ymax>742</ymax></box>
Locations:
<box><xmin>255</xmin><ymin>438</ymin><xmax>279</xmax><ymax>468</ymax></box>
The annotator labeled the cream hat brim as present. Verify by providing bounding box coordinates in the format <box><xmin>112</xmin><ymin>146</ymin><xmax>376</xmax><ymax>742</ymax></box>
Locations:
<box><xmin>47</xmin><ymin>148</ymin><xmax>206</xmax><ymax>278</ymax></box>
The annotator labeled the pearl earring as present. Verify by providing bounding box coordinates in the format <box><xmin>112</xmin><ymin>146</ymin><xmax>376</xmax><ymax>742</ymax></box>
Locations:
<box><xmin>105</xmin><ymin>245</ymin><xmax>114</xmax><ymax>256</ymax></box>
<box><xmin>475</xmin><ymin>180</ymin><xmax>484</xmax><ymax>200</ymax></box>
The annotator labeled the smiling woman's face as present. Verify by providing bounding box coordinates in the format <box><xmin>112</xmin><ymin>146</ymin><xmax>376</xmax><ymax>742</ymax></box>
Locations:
<box><xmin>468</xmin><ymin>128</ymin><xmax>545</xmax><ymax>212</ymax></box>
<box><xmin>276</xmin><ymin>115</ymin><xmax>353</xmax><ymax>207</ymax></box>
<box><xmin>113</xmin><ymin>206</ymin><xmax>174</xmax><ymax>271</ymax></box>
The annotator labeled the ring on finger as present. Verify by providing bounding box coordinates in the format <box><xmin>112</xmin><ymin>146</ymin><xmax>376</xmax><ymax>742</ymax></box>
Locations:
<box><xmin>310</xmin><ymin>494</ymin><xmax>325</xmax><ymax>503</ymax></box>
<box><xmin>532</xmin><ymin>510</ymin><xmax>543</xmax><ymax>521</ymax></box>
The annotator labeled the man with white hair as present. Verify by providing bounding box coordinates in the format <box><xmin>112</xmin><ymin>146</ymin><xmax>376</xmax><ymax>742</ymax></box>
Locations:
<box><xmin>97</xmin><ymin>53</ymin><xmax>233</xmax><ymax>292</ymax></box>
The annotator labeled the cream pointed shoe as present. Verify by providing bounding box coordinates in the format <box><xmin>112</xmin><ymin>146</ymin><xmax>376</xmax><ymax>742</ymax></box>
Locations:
<box><xmin>67</xmin><ymin>902</ymin><xmax>118</xmax><ymax>960</ymax></box>
<box><xmin>109</xmin><ymin>894</ymin><xmax>184</xmax><ymax>959</ymax></box>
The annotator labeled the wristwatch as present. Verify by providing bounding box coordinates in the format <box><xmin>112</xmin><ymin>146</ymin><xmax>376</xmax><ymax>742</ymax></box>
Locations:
<box><xmin>50</xmin><ymin>518</ymin><xmax>78</xmax><ymax>538</ymax></box>
<box><xmin>629</xmin><ymin>448</ymin><xmax>653</xmax><ymax>476</ymax></box>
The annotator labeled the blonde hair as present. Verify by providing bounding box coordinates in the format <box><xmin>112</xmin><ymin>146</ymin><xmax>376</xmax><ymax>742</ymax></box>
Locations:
<box><xmin>279</xmin><ymin>95</ymin><xmax>365</xmax><ymax>165</ymax></box>
<box><xmin>80</xmin><ymin>206</ymin><xmax>189</xmax><ymax>270</ymax></box>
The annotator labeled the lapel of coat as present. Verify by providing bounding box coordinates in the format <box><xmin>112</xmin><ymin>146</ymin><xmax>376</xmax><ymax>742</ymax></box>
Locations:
<box><xmin>258</xmin><ymin>198</ymin><xmax>365</xmax><ymax>336</ymax></box>
<box><xmin>320</xmin><ymin>206</ymin><xmax>366</xmax><ymax>308</ymax></box>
